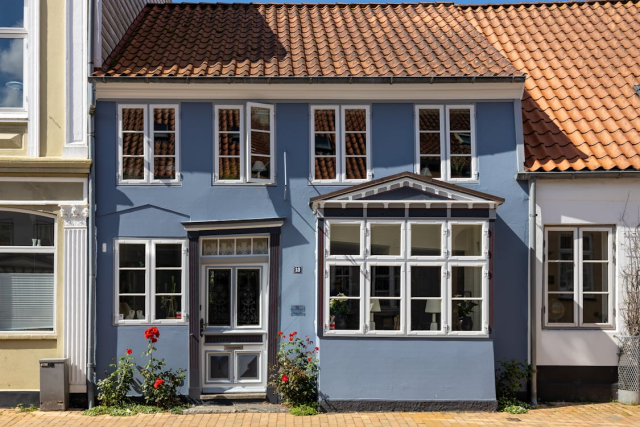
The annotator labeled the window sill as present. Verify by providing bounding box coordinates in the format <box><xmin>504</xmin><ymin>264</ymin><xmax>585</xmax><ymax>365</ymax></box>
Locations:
<box><xmin>117</xmin><ymin>182</ymin><xmax>182</xmax><ymax>187</ymax></box>
<box><xmin>211</xmin><ymin>182</ymin><xmax>277</xmax><ymax>187</ymax></box>
<box><xmin>0</xmin><ymin>112</ymin><xmax>28</xmax><ymax>122</ymax></box>
<box><xmin>0</xmin><ymin>333</ymin><xmax>57</xmax><ymax>340</ymax></box>
<box><xmin>310</xmin><ymin>180</ymin><xmax>371</xmax><ymax>186</ymax></box>
<box><xmin>323</xmin><ymin>332</ymin><xmax>489</xmax><ymax>338</ymax></box>
<box><xmin>115</xmin><ymin>321</ymin><xmax>188</xmax><ymax>326</ymax></box>
<box><xmin>542</xmin><ymin>325</ymin><xmax>616</xmax><ymax>331</ymax></box>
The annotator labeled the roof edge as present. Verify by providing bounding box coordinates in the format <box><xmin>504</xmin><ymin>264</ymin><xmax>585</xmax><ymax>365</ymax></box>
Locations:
<box><xmin>518</xmin><ymin>170</ymin><xmax>640</xmax><ymax>180</ymax></box>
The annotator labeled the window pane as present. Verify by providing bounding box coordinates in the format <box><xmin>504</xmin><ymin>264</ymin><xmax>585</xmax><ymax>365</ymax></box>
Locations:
<box><xmin>236</xmin><ymin>238</ymin><xmax>251</xmax><ymax>255</ymax></box>
<box><xmin>208</xmin><ymin>269</ymin><xmax>231</xmax><ymax>326</ymax></box>
<box><xmin>219</xmin><ymin>158</ymin><xmax>240</xmax><ymax>180</ymax></box>
<box><xmin>155</xmin><ymin>270</ymin><xmax>181</xmax><ymax>294</ymax></box>
<box><xmin>452</xmin><ymin>300</ymin><xmax>482</xmax><ymax>331</ymax></box>
<box><xmin>119</xmin><ymin>244</ymin><xmax>145</xmax><ymax>267</ymax></box>
<box><xmin>218</xmin><ymin>109</ymin><xmax>240</xmax><ymax>132</ymax></box>
<box><xmin>219</xmin><ymin>239</ymin><xmax>235</xmax><ymax>255</ymax></box>
<box><xmin>238</xmin><ymin>353</ymin><xmax>260</xmax><ymax>380</ymax></box>
<box><xmin>250</xmin><ymin>156</ymin><xmax>270</xmax><ymax>179</ymax></box>
<box><xmin>452</xmin><ymin>266</ymin><xmax>482</xmax><ymax>298</ymax></box>
<box><xmin>583</xmin><ymin>294</ymin><xmax>608</xmax><ymax>324</ymax></box>
<box><xmin>411</xmin><ymin>224</ymin><xmax>441</xmax><ymax>256</ymax></box>
<box><xmin>250</xmin><ymin>132</ymin><xmax>270</xmax><ymax>156</ymax></box>
<box><xmin>202</xmin><ymin>240</ymin><xmax>218</xmax><ymax>256</ymax></box>
<box><xmin>345</xmin><ymin>156</ymin><xmax>367</xmax><ymax>180</ymax></box>
<box><xmin>0</xmin><ymin>1</ymin><xmax>24</xmax><ymax>28</ymax></box>
<box><xmin>371</xmin><ymin>224</ymin><xmax>401</xmax><ymax>256</ymax></box>
<box><xmin>412</xmin><ymin>299</ymin><xmax>441</xmax><ymax>331</ymax></box>
<box><xmin>449</xmin><ymin>109</ymin><xmax>471</xmax><ymax>131</ymax></box>
<box><xmin>450</xmin><ymin>133</ymin><xmax>472</xmax><ymax>154</ymax></box>
<box><xmin>329</xmin><ymin>224</ymin><xmax>360</xmax><ymax>255</ymax></box>
<box><xmin>153</xmin><ymin>108</ymin><xmax>175</xmax><ymax>131</ymax></box>
<box><xmin>156</xmin><ymin>244</ymin><xmax>181</xmax><ymax>267</ymax></box>
<box><xmin>418</xmin><ymin>109</ymin><xmax>440</xmax><ymax>131</ymax></box>
<box><xmin>123</xmin><ymin>157</ymin><xmax>144</xmax><ymax>180</ymax></box>
<box><xmin>450</xmin><ymin>156</ymin><xmax>471</xmax><ymax>179</ymax></box>
<box><xmin>420</xmin><ymin>133</ymin><xmax>440</xmax><ymax>155</ymax></box>
<box><xmin>219</xmin><ymin>133</ymin><xmax>240</xmax><ymax>156</ymax></box>
<box><xmin>154</xmin><ymin>133</ymin><xmax>175</xmax><ymax>155</ymax></box>
<box><xmin>344</xmin><ymin>109</ymin><xmax>366</xmax><ymax>132</ymax></box>
<box><xmin>209</xmin><ymin>354</ymin><xmax>230</xmax><ymax>380</ymax></box>
<box><xmin>252</xmin><ymin>238</ymin><xmax>268</xmax><ymax>255</ymax></box>
<box><xmin>315</xmin><ymin>133</ymin><xmax>336</xmax><ymax>155</ymax></box>
<box><xmin>583</xmin><ymin>231</ymin><xmax>608</xmax><ymax>260</ymax></box>
<box><xmin>583</xmin><ymin>263</ymin><xmax>607</xmax><ymax>292</ymax></box>
<box><xmin>315</xmin><ymin>157</ymin><xmax>337</xmax><ymax>180</ymax></box>
<box><xmin>119</xmin><ymin>296</ymin><xmax>145</xmax><ymax>320</ymax></box>
<box><xmin>314</xmin><ymin>109</ymin><xmax>335</xmax><ymax>132</ymax></box>
<box><xmin>329</xmin><ymin>266</ymin><xmax>360</xmax><ymax>297</ymax></box>
<box><xmin>156</xmin><ymin>295</ymin><xmax>182</xmax><ymax>319</ymax></box>
<box><xmin>330</xmin><ymin>298</ymin><xmax>360</xmax><ymax>330</ymax></box>
<box><xmin>451</xmin><ymin>224</ymin><xmax>482</xmax><ymax>256</ymax></box>
<box><xmin>154</xmin><ymin>157</ymin><xmax>175</xmax><ymax>180</ymax></box>
<box><xmin>237</xmin><ymin>269</ymin><xmax>260</xmax><ymax>326</ymax></box>
<box><xmin>122</xmin><ymin>108</ymin><xmax>145</xmax><ymax>131</ymax></box>
<box><xmin>250</xmin><ymin>107</ymin><xmax>271</xmax><ymax>131</ymax></box>
<box><xmin>0</xmin><ymin>212</ymin><xmax>54</xmax><ymax>247</ymax></box>
<box><xmin>0</xmin><ymin>38</ymin><xmax>23</xmax><ymax>109</ymax></box>
<box><xmin>0</xmin><ymin>253</ymin><xmax>54</xmax><ymax>273</ymax></box>
<box><xmin>411</xmin><ymin>266</ymin><xmax>441</xmax><ymax>297</ymax></box>
<box><xmin>419</xmin><ymin>156</ymin><xmax>441</xmax><ymax>178</ymax></box>
<box><xmin>547</xmin><ymin>262</ymin><xmax>574</xmax><ymax>292</ymax></box>
<box><xmin>548</xmin><ymin>231</ymin><xmax>574</xmax><ymax>260</ymax></box>
<box><xmin>371</xmin><ymin>266</ymin><xmax>401</xmax><ymax>297</ymax></box>
<box><xmin>123</xmin><ymin>133</ymin><xmax>144</xmax><ymax>156</ymax></box>
<box><xmin>345</xmin><ymin>133</ymin><xmax>367</xmax><ymax>155</ymax></box>
<box><xmin>371</xmin><ymin>299</ymin><xmax>400</xmax><ymax>331</ymax></box>
<box><xmin>548</xmin><ymin>294</ymin><xmax>574</xmax><ymax>323</ymax></box>
<box><xmin>119</xmin><ymin>270</ymin><xmax>145</xmax><ymax>294</ymax></box>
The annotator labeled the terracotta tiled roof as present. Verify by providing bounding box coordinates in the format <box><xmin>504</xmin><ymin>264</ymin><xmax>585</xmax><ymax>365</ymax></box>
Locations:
<box><xmin>466</xmin><ymin>0</ymin><xmax>640</xmax><ymax>171</ymax></box>
<box><xmin>95</xmin><ymin>3</ymin><xmax>521</xmax><ymax>78</ymax></box>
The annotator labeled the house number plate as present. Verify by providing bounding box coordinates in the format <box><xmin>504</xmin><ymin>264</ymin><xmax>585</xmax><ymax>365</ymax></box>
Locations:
<box><xmin>293</xmin><ymin>266</ymin><xmax>302</xmax><ymax>274</ymax></box>
<box><xmin>291</xmin><ymin>305</ymin><xmax>306</xmax><ymax>316</ymax></box>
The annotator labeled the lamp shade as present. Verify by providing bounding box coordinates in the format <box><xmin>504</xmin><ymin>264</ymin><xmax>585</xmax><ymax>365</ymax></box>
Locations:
<box><xmin>424</xmin><ymin>299</ymin><xmax>441</xmax><ymax>314</ymax></box>
<box><xmin>370</xmin><ymin>299</ymin><xmax>381</xmax><ymax>313</ymax></box>
<box><xmin>252</xmin><ymin>161</ymin><xmax>267</xmax><ymax>172</ymax></box>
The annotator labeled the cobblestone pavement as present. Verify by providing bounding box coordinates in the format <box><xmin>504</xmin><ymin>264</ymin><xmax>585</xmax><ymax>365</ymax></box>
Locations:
<box><xmin>1</xmin><ymin>402</ymin><xmax>640</xmax><ymax>426</ymax></box>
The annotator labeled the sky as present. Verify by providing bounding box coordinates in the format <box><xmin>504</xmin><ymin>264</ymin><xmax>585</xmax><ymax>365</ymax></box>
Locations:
<box><xmin>172</xmin><ymin>0</ymin><xmax>553</xmax><ymax>4</ymax></box>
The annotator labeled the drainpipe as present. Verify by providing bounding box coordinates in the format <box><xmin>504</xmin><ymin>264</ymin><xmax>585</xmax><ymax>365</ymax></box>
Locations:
<box><xmin>529</xmin><ymin>177</ymin><xmax>538</xmax><ymax>405</ymax></box>
<box><xmin>86</xmin><ymin>0</ymin><xmax>97</xmax><ymax>409</ymax></box>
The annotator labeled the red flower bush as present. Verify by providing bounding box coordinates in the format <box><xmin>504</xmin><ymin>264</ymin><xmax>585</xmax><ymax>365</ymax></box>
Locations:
<box><xmin>153</xmin><ymin>378</ymin><xmax>164</xmax><ymax>389</ymax></box>
<box><xmin>269</xmin><ymin>331</ymin><xmax>318</xmax><ymax>407</ymax></box>
<box><xmin>126</xmin><ymin>349</ymin><xmax>132</xmax><ymax>355</ymax></box>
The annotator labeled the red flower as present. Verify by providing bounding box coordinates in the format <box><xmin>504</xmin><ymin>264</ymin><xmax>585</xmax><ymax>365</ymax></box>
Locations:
<box><xmin>315</xmin><ymin>347</ymin><xmax>319</xmax><ymax>351</ymax></box>
<box><xmin>151</xmin><ymin>337</ymin><xmax>157</xmax><ymax>343</ymax></box>
<box><xmin>289</xmin><ymin>337</ymin><xmax>293</xmax><ymax>341</ymax></box>
<box><xmin>126</xmin><ymin>349</ymin><xmax>132</xmax><ymax>355</ymax></box>
<box><xmin>144</xmin><ymin>327</ymin><xmax>160</xmax><ymax>341</ymax></box>
<box><xmin>282</xmin><ymin>375</ymin><xmax>288</xmax><ymax>383</ymax></box>
<box><xmin>278</xmin><ymin>331</ymin><xmax>283</xmax><ymax>335</ymax></box>
<box><xmin>308</xmin><ymin>358</ymin><xmax>312</xmax><ymax>362</ymax></box>
<box><xmin>154</xmin><ymin>378</ymin><xmax>164</xmax><ymax>389</ymax></box>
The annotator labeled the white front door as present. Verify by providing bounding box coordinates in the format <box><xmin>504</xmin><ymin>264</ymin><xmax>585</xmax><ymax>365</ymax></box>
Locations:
<box><xmin>200</xmin><ymin>265</ymin><xmax>268</xmax><ymax>393</ymax></box>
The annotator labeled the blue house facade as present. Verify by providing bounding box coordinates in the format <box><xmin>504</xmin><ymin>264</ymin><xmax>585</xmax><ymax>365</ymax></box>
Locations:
<box><xmin>92</xmin><ymin>3</ymin><xmax>529</xmax><ymax>410</ymax></box>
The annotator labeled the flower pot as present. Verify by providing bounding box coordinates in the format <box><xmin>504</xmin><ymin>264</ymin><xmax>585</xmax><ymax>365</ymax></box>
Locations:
<box><xmin>458</xmin><ymin>316</ymin><xmax>473</xmax><ymax>331</ymax></box>
<box><xmin>617</xmin><ymin>335</ymin><xmax>640</xmax><ymax>404</ymax></box>
<box><xmin>335</xmin><ymin>315</ymin><xmax>347</xmax><ymax>330</ymax></box>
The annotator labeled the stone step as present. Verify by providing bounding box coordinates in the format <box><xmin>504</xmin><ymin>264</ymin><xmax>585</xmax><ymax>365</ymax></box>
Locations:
<box><xmin>199</xmin><ymin>392</ymin><xmax>266</xmax><ymax>401</ymax></box>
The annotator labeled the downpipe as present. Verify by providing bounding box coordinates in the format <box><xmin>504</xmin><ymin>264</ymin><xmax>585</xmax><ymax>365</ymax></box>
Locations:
<box><xmin>529</xmin><ymin>177</ymin><xmax>538</xmax><ymax>405</ymax></box>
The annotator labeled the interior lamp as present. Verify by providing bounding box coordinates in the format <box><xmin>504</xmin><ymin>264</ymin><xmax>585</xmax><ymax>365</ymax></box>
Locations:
<box><xmin>425</xmin><ymin>300</ymin><xmax>441</xmax><ymax>331</ymax></box>
<box><xmin>370</xmin><ymin>299</ymin><xmax>381</xmax><ymax>330</ymax></box>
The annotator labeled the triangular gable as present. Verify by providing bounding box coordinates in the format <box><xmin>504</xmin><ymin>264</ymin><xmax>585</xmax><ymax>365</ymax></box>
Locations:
<box><xmin>310</xmin><ymin>172</ymin><xmax>504</xmax><ymax>210</ymax></box>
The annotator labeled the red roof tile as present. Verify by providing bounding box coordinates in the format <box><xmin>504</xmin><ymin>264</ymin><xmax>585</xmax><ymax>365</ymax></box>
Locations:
<box><xmin>95</xmin><ymin>3</ymin><xmax>521</xmax><ymax>78</ymax></box>
<box><xmin>466</xmin><ymin>0</ymin><xmax>640</xmax><ymax>172</ymax></box>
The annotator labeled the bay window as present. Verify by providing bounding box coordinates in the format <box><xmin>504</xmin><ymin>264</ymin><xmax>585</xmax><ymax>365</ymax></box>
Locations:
<box><xmin>415</xmin><ymin>105</ymin><xmax>477</xmax><ymax>181</ymax></box>
<box><xmin>323</xmin><ymin>219</ymin><xmax>489</xmax><ymax>336</ymax></box>
<box><xmin>115</xmin><ymin>239</ymin><xmax>187</xmax><ymax>325</ymax></box>
<box><xmin>213</xmin><ymin>103</ymin><xmax>275</xmax><ymax>184</ymax></box>
<box><xmin>545</xmin><ymin>226</ymin><xmax>613</xmax><ymax>328</ymax></box>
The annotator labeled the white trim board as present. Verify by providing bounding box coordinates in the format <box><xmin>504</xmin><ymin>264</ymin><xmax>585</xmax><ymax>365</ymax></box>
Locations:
<box><xmin>95</xmin><ymin>82</ymin><xmax>526</xmax><ymax>101</ymax></box>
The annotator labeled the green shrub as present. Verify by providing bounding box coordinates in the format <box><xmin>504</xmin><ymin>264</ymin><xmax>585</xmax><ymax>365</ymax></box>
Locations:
<box><xmin>269</xmin><ymin>331</ymin><xmax>318</xmax><ymax>407</ymax></box>
<box><xmin>97</xmin><ymin>349</ymin><xmax>135</xmax><ymax>407</ymax></box>
<box><xmin>289</xmin><ymin>403</ymin><xmax>319</xmax><ymax>416</ymax></box>
<box><xmin>495</xmin><ymin>359</ymin><xmax>534</xmax><ymax>413</ymax></box>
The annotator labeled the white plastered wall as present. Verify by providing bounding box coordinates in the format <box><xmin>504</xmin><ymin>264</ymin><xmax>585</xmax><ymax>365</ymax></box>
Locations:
<box><xmin>536</xmin><ymin>177</ymin><xmax>640</xmax><ymax>366</ymax></box>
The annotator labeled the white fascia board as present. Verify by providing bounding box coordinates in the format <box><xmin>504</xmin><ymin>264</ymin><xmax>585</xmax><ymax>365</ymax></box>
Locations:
<box><xmin>95</xmin><ymin>81</ymin><xmax>526</xmax><ymax>101</ymax></box>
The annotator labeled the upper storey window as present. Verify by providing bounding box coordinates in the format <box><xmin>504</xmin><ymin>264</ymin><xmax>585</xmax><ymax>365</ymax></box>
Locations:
<box><xmin>117</xmin><ymin>105</ymin><xmax>181</xmax><ymax>185</ymax></box>
<box><xmin>0</xmin><ymin>0</ymin><xmax>36</xmax><ymax>117</ymax></box>
<box><xmin>310</xmin><ymin>106</ymin><xmax>371</xmax><ymax>184</ymax></box>
<box><xmin>213</xmin><ymin>103</ymin><xmax>275</xmax><ymax>184</ymax></box>
<box><xmin>415</xmin><ymin>106</ymin><xmax>477</xmax><ymax>181</ymax></box>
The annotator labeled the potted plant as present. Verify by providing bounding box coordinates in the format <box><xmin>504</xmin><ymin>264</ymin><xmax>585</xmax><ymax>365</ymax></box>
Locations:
<box><xmin>330</xmin><ymin>293</ymin><xmax>350</xmax><ymax>329</ymax></box>
<box><xmin>456</xmin><ymin>299</ymin><xmax>478</xmax><ymax>331</ymax></box>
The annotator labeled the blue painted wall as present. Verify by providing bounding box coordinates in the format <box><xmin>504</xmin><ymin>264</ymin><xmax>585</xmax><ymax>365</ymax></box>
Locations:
<box><xmin>95</xmin><ymin>99</ymin><xmax>528</xmax><ymax>401</ymax></box>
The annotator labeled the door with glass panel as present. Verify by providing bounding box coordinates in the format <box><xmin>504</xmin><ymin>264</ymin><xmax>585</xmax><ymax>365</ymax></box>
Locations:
<box><xmin>201</xmin><ymin>266</ymin><xmax>266</xmax><ymax>393</ymax></box>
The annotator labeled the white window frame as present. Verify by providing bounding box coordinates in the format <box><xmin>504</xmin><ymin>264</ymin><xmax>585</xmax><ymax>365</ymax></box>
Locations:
<box><xmin>544</xmin><ymin>226</ymin><xmax>614</xmax><ymax>329</ymax></box>
<box><xmin>310</xmin><ymin>105</ymin><xmax>371</xmax><ymax>184</ymax></box>
<box><xmin>114</xmin><ymin>238</ymin><xmax>188</xmax><ymax>325</ymax></box>
<box><xmin>212</xmin><ymin>103</ymin><xmax>275</xmax><ymax>185</ymax></box>
<box><xmin>0</xmin><ymin>0</ymin><xmax>39</xmax><ymax>156</ymax></box>
<box><xmin>414</xmin><ymin>105</ymin><xmax>477</xmax><ymax>182</ymax></box>
<box><xmin>0</xmin><ymin>208</ymin><xmax>56</xmax><ymax>336</ymax></box>
<box><xmin>323</xmin><ymin>219</ymin><xmax>489</xmax><ymax>337</ymax></box>
<box><xmin>117</xmin><ymin>104</ymin><xmax>181</xmax><ymax>186</ymax></box>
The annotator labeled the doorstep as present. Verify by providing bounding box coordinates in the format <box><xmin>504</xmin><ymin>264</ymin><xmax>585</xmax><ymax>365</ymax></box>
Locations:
<box><xmin>183</xmin><ymin>400</ymin><xmax>287</xmax><ymax>414</ymax></box>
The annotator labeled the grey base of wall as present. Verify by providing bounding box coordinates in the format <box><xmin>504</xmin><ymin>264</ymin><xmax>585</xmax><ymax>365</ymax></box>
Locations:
<box><xmin>0</xmin><ymin>391</ymin><xmax>39</xmax><ymax>408</ymax></box>
<box><xmin>537</xmin><ymin>366</ymin><xmax>618</xmax><ymax>402</ymax></box>
<box><xmin>319</xmin><ymin>400</ymin><xmax>497</xmax><ymax>412</ymax></box>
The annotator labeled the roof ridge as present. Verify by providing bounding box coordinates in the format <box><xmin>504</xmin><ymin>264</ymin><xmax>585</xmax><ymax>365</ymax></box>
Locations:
<box><xmin>100</xmin><ymin>4</ymin><xmax>153</xmax><ymax>74</ymax></box>
<box><xmin>460</xmin><ymin>0</ymin><xmax>637</xmax><ymax>10</ymax></box>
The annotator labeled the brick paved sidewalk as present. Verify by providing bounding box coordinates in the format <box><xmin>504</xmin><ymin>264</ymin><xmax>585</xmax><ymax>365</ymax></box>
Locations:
<box><xmin>1</xmin><ymin>402</ymin><xmax>640</xmax><ymax>426</ymax></box>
